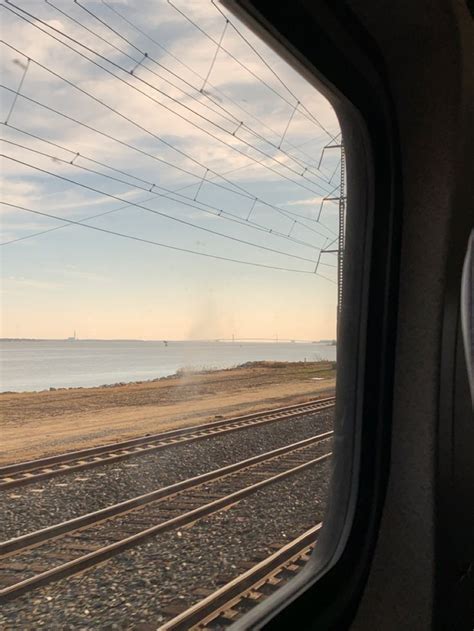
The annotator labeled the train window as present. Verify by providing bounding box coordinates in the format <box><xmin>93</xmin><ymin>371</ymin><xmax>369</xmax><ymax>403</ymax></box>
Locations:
<box><xmin>0</xmin><ymin>1</ymin><xmax>391</xmax><ymax>629</ymax></box>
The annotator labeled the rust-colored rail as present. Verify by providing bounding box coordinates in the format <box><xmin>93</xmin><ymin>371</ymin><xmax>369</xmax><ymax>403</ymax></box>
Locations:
<box><xmin>1</xmin><ymin>431</ymin><xmax>332</xmax><ymax>556</ymax></box>
<box><xmin>0</xmin><ymin>439</ymin><xmax>332</xmax><ymax>601</ymax></box>
<box><xmin>0</xmin><ymin>396</ymin><xmax>335</xmax><ymax>489</ymax></box>
<box><xmin>160</xmin><ymin>524</ymin><xmax>321</xmax><ymax>630</ymax></box>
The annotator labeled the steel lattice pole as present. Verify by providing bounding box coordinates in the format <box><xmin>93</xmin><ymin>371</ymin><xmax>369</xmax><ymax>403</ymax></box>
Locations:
<box><xmin>337</xmin><ymin>145</ymin><xmax>346</xmax><ymax>330</ymax></box>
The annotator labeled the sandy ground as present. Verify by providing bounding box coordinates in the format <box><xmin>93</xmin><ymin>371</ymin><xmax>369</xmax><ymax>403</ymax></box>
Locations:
<box><xmin>0</xmin><ymin>361</ymin><xmax>335</xmax><ymax>465</ymax></box>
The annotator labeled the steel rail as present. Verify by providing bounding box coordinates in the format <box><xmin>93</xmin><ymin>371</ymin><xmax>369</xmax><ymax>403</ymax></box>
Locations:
<box><xmin>0</xmin><ymin>452</ymin><xmax>331</xmax><ymax>601</ymax></box>
<box><xmin>0</xmin><ymin>396</ymin><xmax>335</xmax><ymax>489</ymax></box>
<box><xmin>160</xmin><ymin>524</ymin><xmax>321</xmax><ymax>630</ymax></box>
<box><xmin>1</xmin><ymin>431</ymin><xmax>332</xmax><ymax>555</ymax></box>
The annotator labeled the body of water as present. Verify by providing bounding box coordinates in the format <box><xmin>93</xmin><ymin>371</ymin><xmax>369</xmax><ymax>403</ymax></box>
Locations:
<box><xmin>0</xmin><ymin>340</ymin><xmax>336</xmax><ymax>393</ymax></box>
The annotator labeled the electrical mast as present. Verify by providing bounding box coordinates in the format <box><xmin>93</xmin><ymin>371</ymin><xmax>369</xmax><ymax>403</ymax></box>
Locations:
<box><xmin>337</xmin><ymin>145</ymin><xmax>346</xmax><ymax>323</ymax></box>
<box><xmin>314</xmin><ymin>141</ymin><xmax>346</xmax><ymax>333</ymax></box>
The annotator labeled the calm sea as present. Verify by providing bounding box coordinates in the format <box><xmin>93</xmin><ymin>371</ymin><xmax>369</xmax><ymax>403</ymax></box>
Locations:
<box><xmin>0</xmin><ymin>340</ymin><xmax>336</xmax><ymax>393</ymax></box>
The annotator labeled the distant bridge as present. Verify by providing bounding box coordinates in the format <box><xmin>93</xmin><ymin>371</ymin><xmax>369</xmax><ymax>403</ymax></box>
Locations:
<box><xmin>212</xmin><ymin>338</ymin><xmax>335</xmax><ymax>344</ymax></box>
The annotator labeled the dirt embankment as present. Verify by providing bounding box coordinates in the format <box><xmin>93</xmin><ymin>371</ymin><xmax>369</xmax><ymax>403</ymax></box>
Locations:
<box><xmin>0</xmin><ymin>361</ymin><xmax>336</xmax><ymax>464</ymax></box>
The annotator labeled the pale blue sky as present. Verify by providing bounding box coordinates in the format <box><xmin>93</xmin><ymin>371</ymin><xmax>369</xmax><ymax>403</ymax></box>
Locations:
<box><xmin>0</xmin><ymin>0</ymin><xmax>341</xmax><ymax>340</ymax></box>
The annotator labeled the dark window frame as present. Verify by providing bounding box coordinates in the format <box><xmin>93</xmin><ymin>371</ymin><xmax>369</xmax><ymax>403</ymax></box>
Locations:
<box><xmin>221</xmin><ymin>2</ymin><xmax>403</xmax><ymax>628</ymax></box>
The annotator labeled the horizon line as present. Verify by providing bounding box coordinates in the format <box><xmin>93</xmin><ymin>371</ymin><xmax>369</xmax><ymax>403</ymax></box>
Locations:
<box><xmin>0</xmin><ymin>337</ymin><xmax>336</xmax><ymax>343</ymax></box>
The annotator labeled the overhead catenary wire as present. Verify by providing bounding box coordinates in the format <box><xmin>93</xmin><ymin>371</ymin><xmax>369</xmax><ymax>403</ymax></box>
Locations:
<box><xmin>3</xmin><ymin>2</ymin><xmax>334</xmax><ymax>195</ymax></box>
<box><xmin>0</xmin><ymin>195</ymin><xmax>158</xmax><ymax>246</ymax></box>
<box><xmin>44</xmin><ymin>0</ymin><xmax>244</xmax><ymax>133</ymax></box>
<box><xmin>4</xmin><ymin>118</ymin><xmax>333</xmax><ymax>243</ymax></box>
<box><xmin>160</xmin><ymin>147</ymin><xmax>338</xmax><ymax>237</ymax></box>
<box><xmin>0</xmin><ymin>180</ymin><xmax>336</xmax><ymax>273</ymax></box>
<box><xmin>166</xmin><ymin>151</ymin><xmax>338</xmax><ymax>236</ymax></box>
<box><xmin>329</xmin><ymin>158</ymin><xmax>341</xmax><ymax>183</ymax></box>
<box><xmin>7</xmin><ymin>1</ymin><xmax>325</xmax><ymax>188</ymax></box>
<box><xmin>2</xmin><ymin>6</ymin><xmax>336</xmax><ymax>205</ymax></box>
<box><xmin>3</xmin><ymin>56</ymin><xmax>29</xmax><ymax>125</ymax></box>
<box><xmin>0</xmin><ymin>81</ymin><xmax>333</xmax><ymax>243</ymax></box>
<box><xmin>0</xmin><ymin>181</ymin><xmax>335</xmax><ymax>273</ymax></box>
<box><xmin>163</xmin><ymin>144</ymin><xmax>338</xmax><ymax>234</ymax></box>
<box><xmin>210</xmin><ymin>0</ymin><xmax>338</xmax><ymax>141</ymax></box>
<box><xmin>99</xmin><ymin>0</ymin><xmax>330</xmax><ymax>174</ymax></box>
<box><xmin>273</xmin><ymin>181</ymin><xmax>341</xmax><ymax>235</ymax></box>
<box><xmin>1</xmin><ymin>131</ymin><xmax>329</xmax><ymax>250</ymax></box>
<box><xmin>0</xmin><ymin>24</ymin><xmax>336</xmax><ymax>205</ymax></box>
<box><xmin>79</xmin><ymin>0</ymin><xmax>331</xmax><ymax>146</ymax></box>
<box><xmin>0</xmin><ymin>5</ymin><xmax>342</xmax><ymax>286</ymax></box>
<box><xmin>0</xmin><ymin>82</ymin><xmax>248</xmax><ymax>201</ymax></box>
<box><xmin>76</xmin><ymin>0</ymin><xmax>330</xmax><ymax>180</ymax></box>
<box><xmin>0</xmin><ymin>6</ymin><xmax>340</xmax><ymax>233</ymax></box>
<box><xmin>1</xmin><ymin>149</ymin><xmax>338</xmax><ymax>266</ymax></box>
<box><xmin>72</xmin><ymin>0</ymin><xmax>323</xmax><ymax>178</ymax></box>
<box><xmin>167</xmin><ymin>0</ymin><xmax>337</xmax><ymax>141</ymax></box>
<box><xmin>278</xmin><ymin>100</ymin><xmax>299</xmax><ymax>149</ymax></box>
<box><xmin>2</xmin><ymin>201</ymin><xmax>334</xmax><ymax>276</ymax></box>
<box><xmin>200</xmin><ymin>14</ymin><xmax>228</xmax><ymax>92</ymax></box>
<box><xmin>1</xmin><ymin>152</ymin><xmax>330</xmax><ymax>267</ymax></box>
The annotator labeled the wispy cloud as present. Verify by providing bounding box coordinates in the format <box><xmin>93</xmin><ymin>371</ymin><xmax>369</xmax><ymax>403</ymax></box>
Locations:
<box><xmin>286</xmin><ymin>196</ymin><xmax>325</xmax><ymax>207</ymax></box>
<box><xmin>0</xmin><ymin>0</ymin><xmax>340</xmax><ymax>339</ymax></box>
<box><xmin>1</xmin><ymin>276</ymin><xmax>63</xmax><ymax>292</ymax></box>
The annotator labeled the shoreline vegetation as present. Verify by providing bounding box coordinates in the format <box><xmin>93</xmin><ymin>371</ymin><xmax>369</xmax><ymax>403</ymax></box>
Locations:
<box><xmin>0</xmin><ymin>360</ymin><xmax>336</xmax><ymax>395</ymax></box>
<box><xmin>0</xmin><ymin>361</ymin><xmax>336</xmax><ymax>465</ymax></box>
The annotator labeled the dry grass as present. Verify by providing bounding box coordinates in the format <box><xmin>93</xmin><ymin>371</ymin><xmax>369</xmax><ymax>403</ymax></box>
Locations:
<box><xmin>0</xmin><ymin>361</ymin><xmax>336</xmax><ymax>464</ymax></box>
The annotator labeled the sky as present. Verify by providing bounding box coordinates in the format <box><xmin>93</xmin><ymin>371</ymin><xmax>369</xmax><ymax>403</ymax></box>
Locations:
<box><xmin>0</xmin><ymin>0</ymin><xmax>341</xmax><ymax>341</ymax></box>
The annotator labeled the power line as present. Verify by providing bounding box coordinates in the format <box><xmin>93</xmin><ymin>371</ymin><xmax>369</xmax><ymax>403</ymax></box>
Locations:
<box><xmin>0</xmin><ymin>195</ymin><xmax>157</xmax><ymax>246</ymax></box>
<box><xmin>46</xmin><ymin>0</ymin><xmax>250</xmax><ymax>134</ymax></box>
<box><xmin>87</xmin><ymin>1</ymin><xmax>331</xmax><ymax>181</ymax></box>
<box><xmin>1</xmin><ymin>179</ymin><xmax>337</xmax><ymax>269</ymax></box>
<box><xmin>1</xmin><ymin>152</ymin><xmax>324</xmax><ymax>265</ymax></box>
<box><xmin>2</xmin><ymin>130</ymin><xmax>327</xmax><ymax>250</ymax></box>
<box><xmin>0</xmin><ymin>82</ymin><xmax>332</xmax><ymax>242</ymax></box>
<box><xmin>100</xmin><ymin>0</ymin><xmax>331</xmax><ymax>174</ymax></box>
<box><xmin>167</xmin><ymin>0</ymin><xmax>335</xmax><ymax>140</ymax></box>
<box><xmin>165</xmin><ymin>145</ymin><xmax>338</xmax><ymax>235</ymax></box>
<box><xmin>166</xmin><ymin>145</ymin><xmax>338</xmax><ymax>236</ymax></box>
<box><xmin>3</xmin><ymin>2</ymin><xmax>334</xmax><ymax>195</ymax></box>
<box><xmin>5</xmin><ymin>117</ymin><xmax>332</xmax><ymax>242</ymax></box>
<box><xmin>1</xmin><ymin>201</ymin><xmax>325</xmax><ymax>275</ymax></box>
<box><xmin>79</xmin><ymin>0</ymin><xmax>329</xmax><ymax>181</ymax></box>
<box><xmin>210</xmin><ymin>0</ymin><xmax>338</xmax><ymax>141</ymax></box>
<box><xmin>0</xmin><ymin>7</ymin><xmax>340</xmax><ymax>282</ymax></box>
<box><xmin>3</xmin><ymin>56</ymin><xmax>29</xmax><ymax>125</ymax></box>
<box><xmin>43</xmin><ymin>0</ymin><xmax>241</xmax><ymax>131</ymax></box>
<box><xmin>0</xmin><ymin>82</ymin><xmax>246</xmax><ymax>200</ymax></box>
<box><xmin>330</xmin><ymin>158</ymin><xmax>341</xmax><ymax>183</ymax></box>
<box><xmin>8</xmin><ymin>2</ymin><xmax>319</xmax><ymax>187</ymax></box>
<box><xmin>0</xmin><ymin>27</ymin><xmax>334</xmax><ymax>204</ymax></box>
<box><xmin>199</xmin><ymin>12</ymin><xmax>227</xmax><ymax>91</ymax></box>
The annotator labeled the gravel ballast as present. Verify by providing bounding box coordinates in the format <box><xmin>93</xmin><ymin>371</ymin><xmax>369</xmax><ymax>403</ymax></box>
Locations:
<box><xmin>2</xmin><ymin>409</ymin><xmax>333</xmax><ymax>539</ymax></box>
<box><xmin>0</xmin><ymin>457</ymin><xmax>332</xmax><ymax>630</ymax></box>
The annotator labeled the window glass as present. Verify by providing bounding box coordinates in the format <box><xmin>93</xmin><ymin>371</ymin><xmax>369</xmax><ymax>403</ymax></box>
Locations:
<box><xmin>0</xmin><ymin>1</ymin><xmax>342</xmax><ymax>627</ymax></box>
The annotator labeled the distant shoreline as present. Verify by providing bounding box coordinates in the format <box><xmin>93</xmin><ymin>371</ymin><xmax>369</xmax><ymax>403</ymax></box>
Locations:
<box><xmin>0</xmin><ymin>361</ymin><xmax>336</xmax><ymax>464</ymax></box>
<box><xmin>1</xmin><ymin>341</ymin><xmax>337</xmax><ymax>394</ymax></box>
<box><xmin>0</xmin><ymin>338</ymin><xmax>336</xmax><ymax>344</ymax></box>
<box><xmin>0</xmin><ymin>360</ymin><xmax>336</xmax><ymax>395</ymax></box>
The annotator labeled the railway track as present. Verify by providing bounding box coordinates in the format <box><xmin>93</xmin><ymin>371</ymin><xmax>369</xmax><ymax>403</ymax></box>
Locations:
<box><xmin>0</xmin><ymin>431</ymin><xmax>332</xmax><ymax>602</ymax></box>
<box><xmin>161</xmin><ymin>524</ymin><xmax>321</xmax><ymax>630</ymax></box>
<box><xmin>0</xmin><ymin>396</ymin><xmax>335</xmax><ymax>490</ymax></box>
